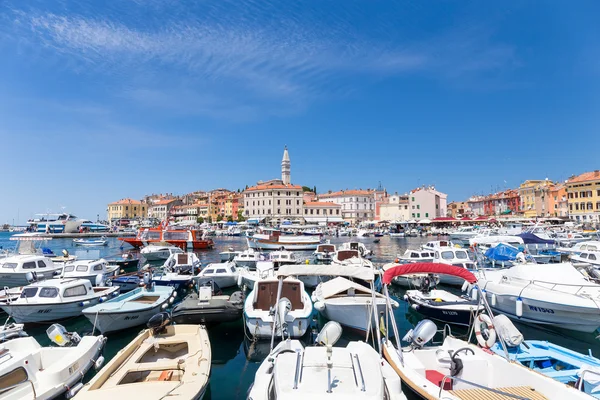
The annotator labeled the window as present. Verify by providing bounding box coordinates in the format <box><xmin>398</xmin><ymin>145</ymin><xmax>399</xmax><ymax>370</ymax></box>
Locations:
<box><xmin>20</xmin><ymin>288</ymin><xmax>38</xmax><ymax>298</ymax></box>
<box><xmin>316</xmin><ymin>209</ymin><xmax>320</xmax><ymax>215</ymax></box>
<box><xmin>277</xmin><ymin>200</ymin><xmax>280</xmax><ymax>205</ymax></box>
<box><xmin>425</xmin><ymin>213</ymin><xmax>429</xmax><ymax>217</ymax></box>
<box><xmin>441</xmin><ymin>251</ymin><xmax>454</xmax><ymax>260</ymax></box>
<box><xmin>216</xmin><ymin>269</ymin><xmax>227</xmax><ymax>273</ymax></box>
<box><xmin>417</xmin><ymin>205</ymin><xmax>420</xmax><ymax>209</ymax></box>
<box><xmin>2</xmin><ymin>263</ymin><xmax>17</xmax><ymax>269</ymax></box>
<box><xmin>0</xmin><ymin>367</ymin><xmax>29</xmax><ymax>392</ymax></box>
<box><xmin>37</xmin><ymin>260</ymin><xmax>47</xmax><ymax>268</ymax></box>
<box><xmin>455</xmin><ymin>251</ymin><xmax>468</xmax><ymax>259</ymax></box>
<box><xmin>412</xmin><ymin>213</ymin><xmax>415</xmax><ymax>217</ymax></box>
<box><xmin>589</xmin><ymin>254</ymin><xmax>597</xmax><ymax>261</ymax></box>
<box><xmin>22</xmin><ymin>262</ymin><xmax>36</xmax><ymax>269</ymax></box>
<box><xmin>39</xmin><ymin>287</ymin><xmax>59</xmax><ymax>298</ymax></box>
<box><xmin>63</xmin><ymin>285</ymin><xmax>88</xmax><ymax>297</ymax></box>
<box><xmin>412</xmin><ymin>197</ymin><xmax>415</xmax><ymax>201</ymax></box>
<box><xmin>76</xmin><ymin>265</ymin><xmax>89</xmax><ymax>272</ymax></box>
<box><xmin>336</xmin><ymin>210</ymin><xmax>340</xmax><ymax>215</ymax></box>
<box><xmin>417</xmin><ymin>213</ymin><xmax>420</xmax><ymax>218</ymax></box>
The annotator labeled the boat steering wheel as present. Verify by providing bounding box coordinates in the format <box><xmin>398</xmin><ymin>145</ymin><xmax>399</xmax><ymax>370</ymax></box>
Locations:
<box><xmin>449</xmin><ymin>348</ymin><xmax>474</xmax><ymax>377</ymax></box>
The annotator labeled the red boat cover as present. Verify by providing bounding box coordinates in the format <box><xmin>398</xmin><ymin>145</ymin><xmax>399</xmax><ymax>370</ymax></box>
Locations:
<box><xmin>382</xmin><ymin>263</ymin><xmax>477</xmax><ymax>285</ymax></box>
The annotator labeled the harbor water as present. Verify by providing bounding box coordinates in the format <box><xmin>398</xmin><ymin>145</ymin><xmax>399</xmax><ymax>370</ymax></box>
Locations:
<box><xmin>1</xmin><ymin>231</ymin><xmax>599</xmax><ymax>399</ymax></box>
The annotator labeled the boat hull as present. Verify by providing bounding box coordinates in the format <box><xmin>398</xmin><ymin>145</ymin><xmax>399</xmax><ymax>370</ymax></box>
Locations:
<box><xmin>244</xmin><ymin>314</ymin><xmax>310</xmax><ymax>338</ymax></box>
<box><xmin>406</xmin><ymin>298</ymin><xmax>480</xmax><ymax>326</ymax></box>
<box><xmin>195</xmin><ymin>275</ymin><xmax>238</xmax><ymax>289</ymax></box>
<box><xmin>247</xmin><ymin>237</ymin><xmax>319</xmax><ymax>251</ymax></box>
<box><xmin>318</xmin><ymin>297</ymin><xmax>388</xmax><ymax>333</ymax></box>
<box><xmin>83</xmin><ymin>300</ymin><xmax>170</xmax><ymax>334</ymax></box>
<box><xmin>0</xmin><ymin>268</ymin><xmax>63</xmax><ymax>288</ymax></box>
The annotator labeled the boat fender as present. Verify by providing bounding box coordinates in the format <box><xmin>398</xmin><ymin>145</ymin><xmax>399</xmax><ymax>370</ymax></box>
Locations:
<box><xmin>470</xmin><ymin>286</ymin><xmax>478</xmax><ymax>301</ymax></box>
<box><xmin>314</xmin><ymin>301</ymin><xmax>325</xmax><ymax>312</ymax></box>
<box><xmin>161</xmin><ymin>303</ymin><xmax>169</xmax><ymax>310</ymax></box>
<box><xmin>403</xmin><ymin>294</ymin><xmax>408</xmax><ymax>301</ymax></box>
<box><xmin>461</xmin><ymin>281</ymin><xmax>470</xmax><ymax>292</ymax></box>
<box><xmin>94</xmin><ymin>355</ymin><xmax>105</xmax><ymax>370</ymax></box>
<box><xmin>65</xmin><ymin>382</ymin><xmax>84</xmax><ymax>399</ymax></box>
<box><xmin>237</xmin><ymin>274</ymin><xmax>243</xmax><ymax>288</ymax></box>
<box><xmin>168</xmin><ymin>297</ymin><xmax>175</xmax><ymax>304</ymax></box>
<box><xmin>411</xmin><ymin>304</ymin><xmax>419</xmax><ymax>310</ymax></box>
<box><xmin>79</xmin><ymin>301</ymin><xmax>91</xmax><ymax>307</ymax></box>
<box><xmin>474</xmin><ymin>314</ymin><xmax>496</xmax><ymax>348</ymax></box>
<box><xmin>491</xmin><ymin>293</ymin><xmax>497</xmax><ymax>307</ymax></box>
<box><xmin>516</xmin><ymin>297</ymin><xmax>523</xmax><ymax>317</ymax></box>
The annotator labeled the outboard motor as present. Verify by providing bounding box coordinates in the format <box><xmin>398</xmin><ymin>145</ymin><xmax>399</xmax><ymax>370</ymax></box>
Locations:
<box><xmin>143</xmin><ymin>271</ymin><xmax>154</xmax><ymax>291</ymax></box>
<box><xmin>95</xmin><ymin>274</ymin><xmax>105</xmax><ymax>287</ymax></box>
<box><xmin>315</xmin><ymin>321</ymin><xmax>342</xmax><ymax>346</ymax></box>
<box><xmin>25</xmin><ymin>271</ymin><xmax>38</xmax><ymax>284</ymax></box>
<box><xmin>277</xmin><ymin>297</ymin><xmax>292</xmax><ymax>336</ymax></box>
<box><xmin>147</xmin><ymin>312</ymin><xmax>171</xmax><ymax>335</ymax></box>
<box><xmin>403</xmin><ymin>319</ymin><xmax>437</xmax><ymax>349</ymax></box>
<box><xmin>47</xmin><ymin>324</ymin><xmax>81</xmax><ymax>346</ymax></box>
<box><xmin>419</xmin><ymin>274</ymin><xmax>435</xmax><ymax>294</ymax></box>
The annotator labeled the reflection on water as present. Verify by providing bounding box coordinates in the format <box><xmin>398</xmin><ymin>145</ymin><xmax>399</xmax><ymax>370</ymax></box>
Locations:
<box><xmin>1</xmin><ymin>232</ymin><xmax>599</xmax><ymax>399</ymax></box>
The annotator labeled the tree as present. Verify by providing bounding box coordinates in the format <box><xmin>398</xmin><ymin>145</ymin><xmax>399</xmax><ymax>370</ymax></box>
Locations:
<box><xmin>302</xmin><ymin>186</ymin><xmax>312</xmax><ymax>192</ymax></box>
<box><xmin>237</xmin><ymin>210</ymin><xmax>246</xmax><ymax>222</ymax></box>
<box><xmin>313</xmin><ymin>185</ymin><xmax>317</xmax><ymax>194</ymax></box>
<box><xmin>227</xmin><ymin>216</ymin><xmax>233</xmax><ymax>222</ymax></box>
<box><xmin>208</xmin><ymin>216</ymin><xmax>213</xmax><ymax>223</ymax></box>
<box><xmin>216</xmin><ymin>215</ymin><xmax>223</xmax><ymax>222</ymax></box>
<box><xmin>196</xmin><ymin>217</ymin><xmax>204</xmax><ymax>224</ymax></box>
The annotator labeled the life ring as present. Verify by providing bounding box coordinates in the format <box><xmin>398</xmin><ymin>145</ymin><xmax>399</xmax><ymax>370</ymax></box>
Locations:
<box><xmin>474</xmin><ymin>314</ymin><xmax>496</xmax><ymax>348</ymax></box>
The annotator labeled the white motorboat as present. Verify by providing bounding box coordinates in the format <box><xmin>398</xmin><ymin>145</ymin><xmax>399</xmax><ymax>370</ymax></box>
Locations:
<box><xmin>313</xmin><ymin>243</ymin><xmax>336</xmax><ymax>263</ymax></box>
<box><xmin>0</xmin><ymin>255</ymin><xmax>63</xmax><ymax>288</ymax></box>
<box><xmin>269</xmin><ymin>249</ymin><xmax>301</xmax><ymax>266</ymax></box>
<box><xmin>234</xmin><ymin>248</ymin><xmax>263</xmax><ymax>268</ymax></box>
<box><xmin>139</xmin><ymin>244</ymin><xmax>183</xmax><ymax>261</ymax></box>
<box><xmin>0</xmin><ymin>278</ymin><xmax>120</xmax><ymax>323</ymax></box>
<box><xmin>557</xmin><ymin>240</ymin><xmax>600</xmax><ymax>255</ymax></box>
<box><xmin>27</xmin><ymin>212</ymin><xmax>83</xmax><ymax>233</ymax></box>
<box><xmin>151</xmin><ymin>252</ymin><xmax>200</xmax><ymax>288</ymax></box>
<box><xmin>82</xmin><ymin>278</ymin><xmax>176</xmax><ymax>334</ymax></box>
<box><xmin>0</xmin><ymin>324</ymin><xmax>105</xmax><ymax>399</ymax></box>
<box><xmin>61</xmin><ymin>259</ymin><xmax>120</xmax><ymax>285</ymax></box>
<box><xmin>432</xmin><ymin>247</ymin><xmax>477</xmax><ymax>286</ymax></box>
<box><xmin>244</xmin><ymin>275</ymin><xmax>313</xmax><ymax>340</ymax></box>
<box><xmin>73</xmin><ymin>237</ymin><xmax>108</xmax><ymax>247</ymax></box>
<box><xmin>248</xmin><ymin>322</ymin><xmax>406</xmax><ymax>400</ymax></box>
<box><xmin>195</xmin><ymin>261</ymin><xmax>239</xmax><ymax>289</ymax></box>
<box><xmin>571</xmin><ymin>251</ymin><xmax>600</xmax><ymax>267</ymax></box>
<box><xmin>477</xmin><ymin>261</ymin><xmax>600</xmax><ymax>333</ymax></box>
<box><xmin>396</xmin><ymin>249</ymin><xmax>435</xmax><ymax>264</ymax></box>
<box><xmin>237</xmin><ymin>261</ymin><xmax>277</xmax><ymax>289</ymax></box>
<box><xmin>379</xmin><ymin>263</ymin><xmax>592</xmax><ymax>400</ymax></box>
<box><xmin>75</xmin><ymin>316</ymin><xmax>211</xmax><ymax>400</ymax></box>
<box><xmin>331</xmin><ymin>249</ymin><xmax>374</xmax><ymax>268</ymax></box>
<box><xmin>247</xmin><ymin>228</ymin><xmax>321</xmax><ymax>251</ymax></box>
<box><xmin>468</xmin><ymin>230</ymin><xmax>524</xmax><ymax>247</ymax></box>
<box><xmin>420</xmin><ymin>240</ymin><xmax>457</xmax><ymax>251</ymax></box>
<box><xmin>219</xmin><ymin>248</ymin><xmax>241</xmax><ymax>262</ymax></box>
<box><xmin>339</xmin><ymin>241</ymin><xmax>374</xmax><ymax>259</ymax></box>
<box><xmin>382</xmin><ymin>262</ymin><xmax>440</xmax><ymax>288</ymax></box>
<box><xmin>0</xmin><ymin>318</ymin><xmax>27</xmax><ymax>343</ymax></box>
<box><xmin>448</xmin><ymin>226</ymin><xmax>479</xmax><ymax>242</ymax></box>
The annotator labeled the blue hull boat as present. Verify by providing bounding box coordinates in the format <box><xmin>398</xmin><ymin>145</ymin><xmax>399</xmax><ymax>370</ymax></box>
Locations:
<box><xmin>491</xmin><ymin>340</ymin><xmax>600</xmax><ymax>397</ymax></box>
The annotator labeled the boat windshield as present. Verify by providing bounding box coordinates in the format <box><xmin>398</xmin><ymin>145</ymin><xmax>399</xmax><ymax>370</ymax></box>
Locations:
<box><xmin>20</xmin><ymin>288</ymin><xmax>38</xmax><ymax>298</ymax></box>
<box><xmin>163</xmin><ymin>231</ymin><xmax>188</xmax><ymax>240</ymax></box>
<box><xmin>455</xmin><ymin>250</ymin><xmax>468</xmax><ymax>259</ymax></box>
<box><xmin>64</xmin><ymin>266</ymin><xmax>75</xmax><ymax>272</ymax></box>
<box><xmin>1</xmin><ymin>263</ymin><xmax>17</xmax><ymax>269</ymax></box>
<box><xmin>441</xmin><ymin>251</ymin><xmax>454</xmax><ymax>260</ymax></box>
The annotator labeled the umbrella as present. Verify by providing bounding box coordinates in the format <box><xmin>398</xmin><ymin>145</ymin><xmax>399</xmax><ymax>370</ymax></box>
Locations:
<box><xmin>419</xmin><ymin>218</ymin><xmax>432</xmax><ymax>224</ymax></box>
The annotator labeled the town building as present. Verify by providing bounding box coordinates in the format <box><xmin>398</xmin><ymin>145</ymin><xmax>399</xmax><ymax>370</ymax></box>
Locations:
<box><xmin>303</xmin><ymin>202</ymin><xmax>343</xmax><ymax>224</ymax></box>
<box><xmin>408</xmin><ymin>186</ymin><xmax>447</xmax><ymax>220</ymax></box>
<box><xmin>148</xmin><ymin>198</ymin><xmax>183</xmax><ymax>220</ymax></box>
<box><xmin>447</xmin><ymin>201</ymin><xmax>470</xmax><ymax>218</ymax></box>
<box><xmin>518</xmin><ymin>180</ymin><xmax>554</xmax><ymax>218</ymax></box>
<box><xmin>243</xmin><ymin>147</ymin><xmax>304</xmax><ymax>224</ymax></box>
<box><xmin>549</xmin><ymin>184</ymin><xmax>569</xmax><ymax>218</ymax></box>
<box><xmin>107</xmin><ymin>198</ymin><xmax>147</xmax><ymax>223</ymax></box>
<box><xmin>566</xmin><ymin>170</ymin><xmax>600</xmax><ymax>222</ymax></box>
<box><xmin>379</xmin><ymin>193</ymin><xmax>410</xmax><ymax>221</ymax></box>
<box><xmin>466</xmin><ymin>196</ymin><xmax>485</xmax><ymax>216</ymax></box>
<box><xmin>483</xmin><ymin>189</ymin><xmax>520</xmax><ymax>216</ymax></box>
<box><xmin>319</xmin><ymin>189</ymin><xmax>375</xmax><ymax>224</ymax></box>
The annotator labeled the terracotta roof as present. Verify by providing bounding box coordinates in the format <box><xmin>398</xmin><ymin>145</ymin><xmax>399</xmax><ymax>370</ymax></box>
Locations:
<box><xmin>319</xmin><ymin>190</ymin><xmax>373</xmax><ymax>197</ymax></box>
<box><xmin>568</xmin><ymin>171</ymin><xmax>600</xmax><ymax>184</ymax></box>
<box><xmin>304</xmin><ymin>201</ymin><xmax>341</xmax><ymax>207</ymax></box>
<box><xmin>109</xmin><ymin>198</ymin><xmax>142</xmax><ymax>205</ymax></box>
<box><xmin>245</xmin><ymin>183</ymin><xmax>302</xmax><ymax>191</ymax></box>
<box><xmin>152</xmin><ymin>199</ymin><xmax>179</xmax><ymax>205</ymax></box>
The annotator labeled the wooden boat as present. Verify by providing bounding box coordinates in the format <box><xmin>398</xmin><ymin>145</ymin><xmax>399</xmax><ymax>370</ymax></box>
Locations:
<box><xmin>120</xmin><ymin>228</ymin><xmax>214</xmax><ymax>250</ymax></box>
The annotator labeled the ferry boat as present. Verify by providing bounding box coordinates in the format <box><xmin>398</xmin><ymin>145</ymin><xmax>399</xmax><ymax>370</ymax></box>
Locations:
<box><xmin>27</xmin><ymin>213</ymin><xmax>83</xmax><ymax>233</ymax></box>
<box><xmin>119</xmin><ymin>228</ymin><xmax>214</xmax><ymax>250</ymax></box>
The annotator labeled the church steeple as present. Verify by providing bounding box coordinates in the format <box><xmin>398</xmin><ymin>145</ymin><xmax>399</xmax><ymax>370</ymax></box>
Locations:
<box><xmin>281</xmin><ymin>146</ymin><xmax>291</xmax><ymax>185</ymax></box>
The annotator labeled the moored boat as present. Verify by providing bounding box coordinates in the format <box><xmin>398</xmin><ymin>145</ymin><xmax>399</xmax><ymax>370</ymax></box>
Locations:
<box><xmin>0</xmin><ymin>254</ymin><xmax>63</xmax><ymax>288</ymax></box>
<box><xmin>171</xmin><ymin>280</ymin><xmax>243</xmax><ymax>325</ymax></box>
<box><xmin>121</xmin><ymin>228</ymin><xmax>214</xmax><ymax>250</ymax></box>
<box><xmin>140</xmin><ymin>243</ymin><xmax>184</xmax><ymax>261</ymax></box>
<box><xmin>247</xmin><ymin>228</ymin><xmax>321</xmax><ymax>251</ymax></box>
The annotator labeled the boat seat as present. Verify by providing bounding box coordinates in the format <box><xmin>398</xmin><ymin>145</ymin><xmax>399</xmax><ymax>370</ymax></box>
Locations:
<box><xmin>449</xmin><ymin>386</ymin><xmax>548</xmax><ymax>400</ymax></box>
<box><xmin>253</xmin><ymin>281</ymin><xmax>303</xmax><ymax>311</ymax></box>
<box><xmin>130</xmin><ymin>296</ymin><xmax>160</xmax><ymax>304</ymax></box>
<box><xmin>177</xmin><ymin>254</ymin><xmax>188</xmax><ymax>264</ymax></box>
<box><xmin>337</xmin><ymin>250</ymin><xmax>359</xmax><ymax>261</ymax></box>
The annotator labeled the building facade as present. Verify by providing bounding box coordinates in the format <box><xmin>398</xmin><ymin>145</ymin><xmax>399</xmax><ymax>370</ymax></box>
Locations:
<box><xmin>148</xmin><ymin>199</ymin><xmax>183</xmax><ymax>220</ymax></box>
<box><xmin>518</xmin><ymin>180</ymin><xmax>554</xmax><ymax>218</ymax></box>
<box><xmin>549</xmin><ymin>184</ymin><xmax>568</xmax><ymax>218</ymax></box>
<box><xmin>566</xmin><ymin>171</ymin><xmax>600</xmax><ymax>222</ymax></box>
<box><xmin>447</xmin><ymin>201</ymin><xmax>470</xmax><ymax>218</ymax></box>
<box><xmin>408</xmin><ymin>186</ymin><xmax>447</xmax><ymax>220</ymax></box>
<box><xmin>379</xmin><ymin>194</ymin><xmax>410</xmax><ymax>222</ymax></box>
<box><xmin>303</xmin><ymin>202</ymin><xmax>343</xmax><ymax>224</ymax></box>
<box><xmin>107</xmin><ymin>198</ymin><xmax>147</xmax><ymax>223</ymax></box>
<box><xmin>318</xmin><ymin>190</ymin><xmax>375</xmax><ymax>224</ymax></box>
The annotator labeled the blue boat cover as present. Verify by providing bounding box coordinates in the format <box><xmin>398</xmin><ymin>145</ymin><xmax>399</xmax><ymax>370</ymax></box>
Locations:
<box><xmin>517</xmin><ymin>232</ymin><xmax>555</xmax><ymax>245</ymax></box>
<box><xmin>485</xmin><ymin>243</ymin><xmax>520</xmax><ymax>261</ymax></box>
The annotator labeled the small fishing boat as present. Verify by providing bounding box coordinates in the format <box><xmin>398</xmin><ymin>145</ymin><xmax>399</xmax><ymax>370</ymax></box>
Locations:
<box><xmin>120</xmin><ymin>227</ymin><xmax>214</xmax><ymax>250</ymax></box>
<box><xmin>171</xmin><ymin>280</ymin><xmax>244</xmax><ymax>325</ymax></box>
<box><xmin>0</xmin><ymin>318</ymin><xmax>27</xmax><ymax>342</ymax></box>
<box><xmin>269</xmin><ymin>249</ymin><xmax>301</xmax><ymax>266</ymax></box>
<box><xmin>108</xmin><ymin>275</ymin><xmax>141</xmax><ymax>293</ymax></box>
<box><xmin>0</xmin><ymin>277</ymin><xmax>120</xmax><ymax>323</ymax></box>
<box><xmin>431</xmin><ymin>247</ymin><xmax>477</xmax><ymax>286</ymax></box>
<box><xmin>219</xmin><ymin>248</ymin><xmax>240</xmax><ymax>262</ymax></box>
<box><xmin>151</xmin><ymin>253</ymin><xmax>200</xmax><ymax>289</ymax></box>
<box><xmin>0</xmin><ymin>254</ymin><xmax>63</xmax><ymax>288</ymax></box>
<box><xmin>61</xmin><ymin>259</ymin><xmax>120</xmax><ymax>285</ymax></box>
<box><xmin>75</xmin><ymin>314</ymin><xmax>211</xmax><ymax>400</ymax></box>
<box><xmin>140</xmin><ymin>244</ymin><xmax>183</xmax><ymax>261</ymax></box>
<box><xmin>237</xmin><ymin>261</ymin><xmax>277</xmax><ymax>289</ymax></box>
<box><xmin>233</xmin><ymin>248</ymin><xmax>263</xmax><ymax>268</ymax></box>
<box><xmin>247</xmin><ymin>228</ymin><xmax>321</xmax><ymax>251</ymax></box>
<box><xmin>73</xmin><ymin>237</ymin><xmax>108</xmax><ymax>246</ymax></box>
<box><xmin>0</xmin><ymin>324</ymin><xmax>106</xmax><ymax>399</ymax></box>
<box><xmin>396</xmin><ymin>249</ymin><xmax>436</xmax><ymax>264</ymax></box>
<box><xmin>313</xmin><ymin>243</ymin><xmax>336</xmax><ymax>263</ymax></box>
<box><xmin>195</xmin><ymin>261</ymin><xmax>239</xmax><ymax>289</ymax></box>
<box><xmin>339</xmin><ymin>241</ymin><xmax>374</xmax><ymax>259</ymax></box>
<box><xmin>104</xmin><ymin>253</ymin><xmax>139</xmax><ymax>273</ymax></box>
<box><xmin>83</xmin><ymin>275</ymin><xmax>176</xmax><ymax>334</ymax></box>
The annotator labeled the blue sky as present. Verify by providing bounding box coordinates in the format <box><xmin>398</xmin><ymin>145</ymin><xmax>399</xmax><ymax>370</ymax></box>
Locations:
<box><xmin>0</xmin><ymin>0</ymin><xmax>599</xmax><ymax>223</ymax></box>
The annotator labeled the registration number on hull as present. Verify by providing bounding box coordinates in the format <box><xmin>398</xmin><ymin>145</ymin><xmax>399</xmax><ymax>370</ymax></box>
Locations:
<box><xmin>528</xmin><ymin>306</ymin><xmax>555</xmax><ymax>314</ymax></box>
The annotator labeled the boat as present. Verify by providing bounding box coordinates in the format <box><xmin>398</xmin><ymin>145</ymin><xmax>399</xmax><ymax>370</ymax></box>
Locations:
<box><xmin>61</xmin><ymin>258</ymin><xmax>120</xmax><ymax>284</ymax></box>
<box><xmin>421</xmin><ymin>240</ymin><xmax>457</xmax><ymax>251</ymax></box>
<box><xmin>0</xmin><ymin>277</ymin><xmax>120</xmax><ymax>323</ymax></box>
<box><xmin>140</xmin><ymin>244</ymin><xmax>184</xmax><ymax>261</ymax></box>
<box><xmin>171</xmin><ymin>280</ymin><xmax>244</xmax><ymax>325</ymax></box>
<box><xmin>489</xmin><ymin>318</ymin><xmax>600</xmax><ymax>396</ymax></box>
<box><xmin>396</xmin><ymin>249</ymin><xmax>435</xmax><ymax>264</ymax></box>
<box><xmin>27</xmin><ymin>213</ymin><xmax>84</xmax><ymax>234</ymax></box>
<box><xmin>313</xmin><ymin>243</ymin><xmax>336</xmax><ymax>263</ymax></box>
<box><xmin>382</xmin><ymin>262</ymin><xmax>440</xmax><ymax>288</ymax></box>
<box><xmin>244</xmin><ymin>273</ymin><xmax>313</xmax><ymax>339</ymax></box>
<box><xmin>82</xmin><ymin>275</ymin><xmax>176</xmax><ymax>334</ymax></box>
<box><xmin>219</xmin><ymin>248</ymin><xmax>240</xmax><ymax>262</ymax></box>
<box><xmin>233</xmin><ymin>248</ymin><xmax>263</xmax><ymax>268</ymax></box>
<box><xmin>73</xmin><ymin>237</ymin><xmax>108</xmax><ymax>247</ymax></box>
<box><xmin>0</xmin><ymin>324</ymin><xmax>106</xmax><ymax>399</ymax></box>
<box><xmin>269</xmin><ymin>249</ymin><xmax>301</xmax><ymax>266</ymax></box>
<box><xmin>108</xmin><ymin>275</ymin><xmax>141</xmax><ymax>293</ymax></box>
<box><xmin>481</xmin><ymin>242</ymin><xmax>521</xmax><ymax>268</ymax></box>
<box><xmin>478</xmin><ymin>261</ymin><xmax>600</xmax><ymax>333</ymax></box>
<box><xmin>80</xmin><ymin>220</ymin><xmax>110</xmax><ymax>232</ymax></box>
<box><xmin>339</xmin><ymin>241</ymin><xmax>374</xmax><ymax>259</ymax></box>
<box><xmin>431</xmin><ymin>246</ymin><xmax>477</xmax><ymax>286</ymax></box>
<box><xmin>571</xmin><ymin>250</ymin><xmax>600</xmax><ymax>267</ymax></box>
<box><xmin>104</xmin><ymin>253</ymin><xmax>139</xmax><ymax>273</ymax></box>
<box><xmin>379</xmin><ymin>263</ymin><xmax>593</xmax><ymax>400</ymax></box>
<box><xmin>247</xmin><ymin>228</ymin><xmax>321</xmax><ymax>251</ymax></box>
<box><xmin>0</xmin><ymin>254</ymin><xmax>63</xmax><ymax>288</ymax></box>
<box><xmin>557</xmin><ymin>240</ymin><xmax>600</xmax><ymax>255</ymax></box>
<box><xmin>120</xmin><ymin>227</ymin><xmax>214</xmax><ymax>250</ymax></box>
<box><xmin>331</xmin><ymin>249</ymin><xmax>373</xmax><ymax>267</ymax></box>
<box><xmin>468</xmin><ymin>229</ymin><xmax>524</xmax><ymax>247</ymax></box>
<box><xmin>0</xmin><ymin>318</ymin><xmax>27</xmax><ymax>342</ymax></box>
<box><xmin>195</xmin><ymin>261</ymin><xmax>239</xmax><ymax>289</ymax></box>
<box><xmin>403</xmin><ymin>271</ymin><xmax>484</xmax><ymax>326</ymax></box>
<box><xmin>247</xmin><ymin>321</ymin><xmax>406</xmax><ymax>400</ymax></box>
<box><xmin>448</xmin><ymin>226</ymin><xmax>479</xmax><ymax>242</ymax></box>
<box><xmin>278</xmin><ymin>264</ymin><xmax>399</xmax><ymax>334</ymax></box>
<box><xmin>74</xmin><ymin>315</ymin><xmax>211</xmax><ymax>400</ymax></box>
<box><xmin>237</xmin><ymin>261</ymin><xmax>277</xmax><ymax>289</ymax></box>
<box><xmin>151</xmin><ymin>253</ymin><xmax>200</xmax><ymax>289</ymax></box>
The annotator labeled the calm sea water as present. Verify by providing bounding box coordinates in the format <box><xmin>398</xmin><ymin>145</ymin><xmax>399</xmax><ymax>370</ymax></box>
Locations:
<box><xmin>0</xmin><ymin>231</ymin><xmax>599</xmax><ymax>399</ymax></box>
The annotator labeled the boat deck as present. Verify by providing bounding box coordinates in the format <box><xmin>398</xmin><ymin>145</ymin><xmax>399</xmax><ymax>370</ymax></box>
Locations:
<box><xmin>450</xmin><ymin>386</ymin><xmax>548</xmax><ymax>400</ymax></box>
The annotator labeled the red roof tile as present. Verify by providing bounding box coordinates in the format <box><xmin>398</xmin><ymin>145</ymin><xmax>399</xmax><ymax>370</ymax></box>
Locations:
<box><xmin>568</xmin><ymin>171</ymin><xmax>600</xmax><ymax>184</ymax></box>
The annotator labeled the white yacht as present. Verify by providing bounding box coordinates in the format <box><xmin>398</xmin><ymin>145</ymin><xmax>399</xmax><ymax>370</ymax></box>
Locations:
<box><xmin>0</xmin><ymin>278</ymin><xmax>119</xmax><ymax>323</ymax></box>
<box><xmin>0</xmin><ymin>325</ymin><xmax>106</xmax><ymax>399</ymax></box>
<box><xmin>140</xmin><ymin>244</ymin><xmax>183</xmax><ymax>261</ymax></box>
<box><xmin>234</xmin><ymin>248</ymin><xmax>263</xmax><ymax>268</ymax></box>
<box><xmin>61</xmin><ymin>259</ymin><xmax>120</xmax><ymax>285</ymax></box>
<box><xmin>195</xmin><ymin>261</ymin><xmax>239</xmax><ymax>289</ymax></box>
<box><xmin>0</xmin><ymin>255</ymin><xmax>63</xmax><ymax>287</ymax></box>
<box><xmin>468</xmin><ymin>229</ymin><xmax>524</xmax><ymax>247</ymax></box>
<box><xmin>432</xmin><ymin>247</ymin><xmax>477</xmax><ymax>286</ymax></box>
<box><xmin>558</xmin><ymin>240</ymin><xmax>600</xmax><ymax>254</ymax></box>
<box><xmin>448</xmin><ymin>226</ymin><xmax>479</xmax><ymax>242</ymax></box>
<box><xmin>396</xmin><ymin>249</ymin><xmax>435</xmax><ymax>264</ymax></box>
<box><xmin>27</xmin><ymin>213</ymin><xmax>83</xmax><ymax>233</ymax></box>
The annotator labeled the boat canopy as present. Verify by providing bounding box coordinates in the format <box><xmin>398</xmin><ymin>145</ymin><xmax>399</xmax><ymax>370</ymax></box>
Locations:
<box><xmin>319</xmin><ymin>277</ymin><xmax>385</xmax><ymax>299</ymax></box>
<box><xmin>485</xmin><ymin>243</ymin><xmax>520</xmax><ymax>261</ymax></box>
<box><xmin>517</xmin><ymin>232</ymin><xmax>554</xmax><ymax>245</ymax></box>
<box><xmin>277</xmin><ymin>265</ymin><xmax>374</xmax><ymax>281</ymax></box>
<box><xmin>382</xmin><ymin>262</ymin><xmax>477</xmax><ymax>285</ymax></box>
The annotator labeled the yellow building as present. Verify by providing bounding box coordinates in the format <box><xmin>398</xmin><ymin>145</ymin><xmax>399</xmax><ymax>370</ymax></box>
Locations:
<box><xmin>107</xmin><ymin>198</ymin><xmax>147</xmax><ymax>223</ymax></box>
<box><xmin>566</xmin><ymin>171</ymin><xmax>600</xmax><ymax>223</ymax></box>
<box><xmin>518</xmin><ymin>180</ymin><xmax>553</xmax><ymax>218</ymax></box>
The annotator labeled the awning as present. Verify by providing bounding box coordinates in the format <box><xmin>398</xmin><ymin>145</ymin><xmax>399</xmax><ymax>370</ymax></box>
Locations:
<box><xmin>304</xmin><ymin>217</ymin><xmax>344</xmax><ymax>223</ymax></box>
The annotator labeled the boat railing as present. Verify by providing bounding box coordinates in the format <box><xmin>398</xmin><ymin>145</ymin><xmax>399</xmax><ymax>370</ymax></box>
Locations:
<box><xmin>577</xmin><ymin>368</ymin><xmax>600</xmax><ymax>392</ymax></box>
<box><xmin>438</xmin><ymin>375</ymin><xmax>527</xmax><ymax>399</ymax></box>
<box><xmin>3</xmin><ymin>379</ymin><xmax>37</xmax><ymax>397</ymax></box>
<box><xmin>506</xmin><ymin>276</ymin><xmax>600</xmax><ymax>297</ymax></box>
